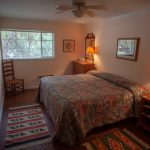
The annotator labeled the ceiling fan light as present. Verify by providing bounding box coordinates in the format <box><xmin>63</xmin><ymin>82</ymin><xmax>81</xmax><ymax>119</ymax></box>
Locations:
<box><xmin>72</xmin><ymin>9</ymin><xmax>84</xmax><ymax>17</ymax></box>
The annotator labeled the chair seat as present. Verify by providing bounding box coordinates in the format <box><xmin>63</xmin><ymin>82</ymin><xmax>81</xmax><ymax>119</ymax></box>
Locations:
<box><xmin>6</xmin><ymin>78</ymin><xmax>23</xmax><ymax>84</ymax></box>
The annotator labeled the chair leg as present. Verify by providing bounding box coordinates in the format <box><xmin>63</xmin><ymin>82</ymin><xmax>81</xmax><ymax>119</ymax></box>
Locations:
<box><xmin>13</xmin><ymin>84</ymin><xmax>15</xmax><ymax>95</ymax></box>
<box><xmin>11</xmin><ymin>84</ymin><xmax>14</xmax><ymax>95</ymax></box>
<box><xmin>5</xmin><ymin>85</ymin><xmax>9</xmax><ymax>96</ymax></box>
<box><xmin>22</xmin><ymin>80</ymin><xmax>24</xmax><ymax>92</ymax></box>
<box><xmin>14</xmin><ymin>84</ymin><xmax>16</xmax><ymax>95</ymax></box>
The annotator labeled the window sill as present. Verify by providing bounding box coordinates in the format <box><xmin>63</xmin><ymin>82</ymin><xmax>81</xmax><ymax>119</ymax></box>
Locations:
<box><xmin>3</xmin><ymin>57</ymin><xmax>55</xmax><ymax>61</ymax></box>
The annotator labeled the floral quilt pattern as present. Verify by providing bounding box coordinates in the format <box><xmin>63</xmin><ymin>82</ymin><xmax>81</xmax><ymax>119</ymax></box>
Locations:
<box><xmin>38</xmin><ymin>73</ymin><xmax>147</xmax><ymax>145</ymax></box>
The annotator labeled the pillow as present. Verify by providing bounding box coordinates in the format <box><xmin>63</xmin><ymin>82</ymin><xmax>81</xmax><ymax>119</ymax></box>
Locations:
<box><xmin>88</xmin><ymin>71</ymin><xmax>148</xmax><ymax>96</ymax></box>
<box><xmin>98</xmin><ymin>72</ymin><xmax>148</xmax><ymax>96</ymax></box>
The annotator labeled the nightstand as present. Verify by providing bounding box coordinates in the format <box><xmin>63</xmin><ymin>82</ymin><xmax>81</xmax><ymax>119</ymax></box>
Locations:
<box><xmin>138</xmin><ymin>94</ymin><xmax>150</xmax><ymax>132</ymax></box>
<box><xmin>73</xmin><ymin>60</ymin><xmax>96</xmax><ymax>74</ymax></box>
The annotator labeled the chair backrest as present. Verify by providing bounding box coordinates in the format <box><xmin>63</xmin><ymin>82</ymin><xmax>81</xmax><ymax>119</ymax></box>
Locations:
<box><xmin>2</xmin><ymin>59</ymin><xmax>15</xmax><ymax>83</ymax></box>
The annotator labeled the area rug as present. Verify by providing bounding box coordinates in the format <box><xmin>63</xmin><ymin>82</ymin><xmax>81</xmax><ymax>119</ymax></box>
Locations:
<box><xmin>5</xmin><ymin>104</ymin><xmax>50</xmax><ymax>150</ymax></box>
<box><xmin>82</xmin><ymin>128</ymin><xmax>150</xmax><ymax>150</ymax></box>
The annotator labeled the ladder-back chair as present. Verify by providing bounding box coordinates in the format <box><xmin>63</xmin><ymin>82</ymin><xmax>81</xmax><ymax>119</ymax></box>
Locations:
<box><xmin>2</xmin><ymin>59</ymin><xmax>24</xmax><ymax>95</ymax></box>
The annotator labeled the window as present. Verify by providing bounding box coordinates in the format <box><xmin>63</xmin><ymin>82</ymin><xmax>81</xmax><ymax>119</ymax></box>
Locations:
<box><xmin>0</xmin><ymin>30</ymin><xmax>55</xmax><ymax>59</ymax></box>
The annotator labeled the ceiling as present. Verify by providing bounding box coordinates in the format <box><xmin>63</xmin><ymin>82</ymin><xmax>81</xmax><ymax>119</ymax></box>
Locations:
<box><xmin>0</xmin><ymin>0</ymin><xmax>150</xmax><ymax>23</ymax></box>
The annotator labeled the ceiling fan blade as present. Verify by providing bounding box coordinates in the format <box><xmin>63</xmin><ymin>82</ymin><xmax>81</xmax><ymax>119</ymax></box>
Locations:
<box><xmin>56</xmin><ymin>5</ymin><xmax>74</xmax><ymax>11</ymax></box>
<box><xmin>85</xmin><ymin>9</ymin><xmax>95</xmax><ymax>17</ymax></box>
<box><xmin>86</xmin><ymin>5</ymin><xmax>107</xmax><ymax>10</ymax></box>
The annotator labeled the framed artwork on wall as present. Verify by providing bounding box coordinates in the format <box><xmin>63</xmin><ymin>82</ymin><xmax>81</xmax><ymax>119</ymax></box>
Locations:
<box><xmin>116</xmin><ymin>38</ymin><xmax>140</xmax><ymax>61</ymax></box>
<box><xmin>63</xmin><ymin>39</ymin><xmax>75</xmax><ymax>52</ymax></box>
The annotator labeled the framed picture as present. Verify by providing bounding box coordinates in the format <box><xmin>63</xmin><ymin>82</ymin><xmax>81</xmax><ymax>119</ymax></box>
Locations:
<box><xmin>63</xmin><ymin>39</ymin><xmax>75</xmax><ymax>52</ymax></box>
<box><xmin>116</xmin><ymin>38</ymin><xmax>140</xmax><ymax>61</ymax></box>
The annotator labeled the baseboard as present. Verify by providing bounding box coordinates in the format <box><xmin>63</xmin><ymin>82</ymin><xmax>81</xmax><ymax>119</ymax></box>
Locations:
<box><xmin>0</xmin><ymin>94</ymin><xmax>4</xmax><ymax>125</ymax></box>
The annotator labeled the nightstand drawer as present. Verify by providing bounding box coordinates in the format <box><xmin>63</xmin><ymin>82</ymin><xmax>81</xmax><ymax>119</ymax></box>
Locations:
<box><xmin>73</xmin><ymin>60</ymin><xmax>96</xmax><ymax>74</ymax></box>
<box><xmin>138</xmin><ymin>94</ymin><xmax>150</xmax><ymax>132</ymax></box>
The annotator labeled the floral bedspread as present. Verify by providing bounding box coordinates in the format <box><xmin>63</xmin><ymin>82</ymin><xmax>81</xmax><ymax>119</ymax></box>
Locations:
<box><xmin>39</xmin><ymin>72</ymin><xmax>147</xmax><ymax>145</ymax></box>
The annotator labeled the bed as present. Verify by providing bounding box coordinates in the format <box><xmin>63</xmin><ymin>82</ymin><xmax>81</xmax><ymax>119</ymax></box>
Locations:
<box><xmin>38</xmin><ymin>71</ymin><xmax>147</xmax><ymax>145</ymax></box>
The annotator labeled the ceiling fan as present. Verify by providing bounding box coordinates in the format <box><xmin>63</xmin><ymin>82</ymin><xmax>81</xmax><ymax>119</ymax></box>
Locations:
<box><xmin>56</xmin><ymin>0</ymin><xmax>107</xmax><ymax>17</ymax></box>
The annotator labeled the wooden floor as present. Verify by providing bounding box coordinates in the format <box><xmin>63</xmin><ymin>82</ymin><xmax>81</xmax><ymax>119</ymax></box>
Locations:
<box><xmin>0</xmin><ymin>89</ymin><xmax>149</xmax><ymax>150</ymax></box>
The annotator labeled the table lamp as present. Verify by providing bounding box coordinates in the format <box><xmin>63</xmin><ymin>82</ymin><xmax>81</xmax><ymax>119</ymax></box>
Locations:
<box><xmin>86</xmin><ymin>46</ymin><xmax>95</xmax><ymax>63</ymax></box>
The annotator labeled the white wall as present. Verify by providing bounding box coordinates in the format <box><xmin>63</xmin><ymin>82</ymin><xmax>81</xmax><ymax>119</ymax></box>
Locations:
<box><xmin>0</xmin><ymin>18</ymin><xmax>85</xmax><ymax>89</ymax></box>
<box><xmin>86</xmin><ymin>11</ymin><xmax>150</xmax><ymax>91</ymax></box>
<box><xmin>0</xmin><ymin>33</ymin><xmax>4</xmax><ymax>123</ymax></box>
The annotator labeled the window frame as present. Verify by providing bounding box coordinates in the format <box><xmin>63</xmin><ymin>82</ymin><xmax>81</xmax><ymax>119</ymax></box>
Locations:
<box><xmin>0</xmin><ymin>29</ymin><xmax>55</xmax><ymax>61</ymax></box>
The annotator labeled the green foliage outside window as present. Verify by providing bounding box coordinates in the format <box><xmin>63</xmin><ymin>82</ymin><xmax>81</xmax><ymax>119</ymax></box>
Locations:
<box><xmin>1</xmin><ymin>30</ymin><xmax>54</xmax><ymax>59</ymax></box>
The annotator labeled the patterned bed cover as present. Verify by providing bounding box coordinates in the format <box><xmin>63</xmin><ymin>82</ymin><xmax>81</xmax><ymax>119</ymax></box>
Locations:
<box><xmin>38</xmin><ymin>72</ymin><xmax>147</xmax><ymax>145</ymax></box>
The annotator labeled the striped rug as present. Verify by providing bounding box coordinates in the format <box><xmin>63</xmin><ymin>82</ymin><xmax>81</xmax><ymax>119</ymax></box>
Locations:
<box><xmin>82</xmin><ymin>128</ymin><xmax>150</xmax><ymax>150</ymax></box>
<box><xmin>5</xmin><ymin>104</ymin><xmax>50</xmax><ymax>150</ymax></box>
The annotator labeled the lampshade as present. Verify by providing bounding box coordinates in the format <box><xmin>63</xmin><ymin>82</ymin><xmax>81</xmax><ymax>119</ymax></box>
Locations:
<box><xmin>86</xmin><ymin>46</ymin><xmax>95</xmax><ymax>54</ymax></box>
